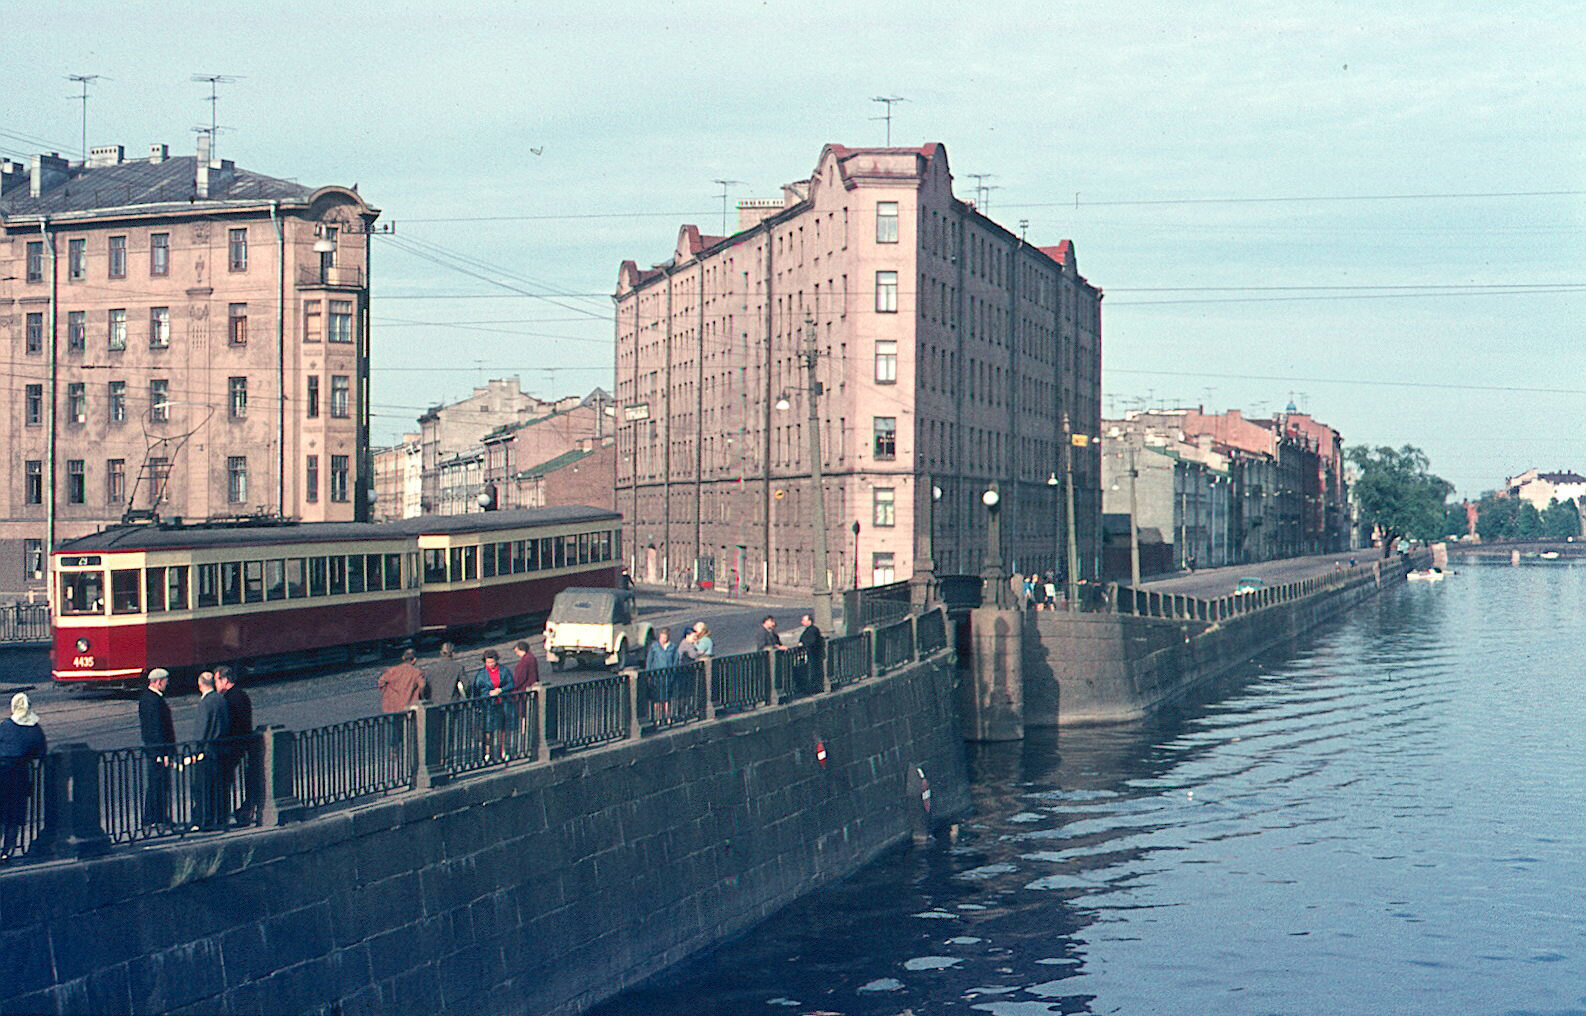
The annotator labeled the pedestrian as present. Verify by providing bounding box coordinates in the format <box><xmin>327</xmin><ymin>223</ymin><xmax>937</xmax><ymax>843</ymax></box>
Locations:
<box><xmin>755</xmin><ymin>615</ymin><xmax>782</xmax><ymax>651</ymax></box>
<box><xmin>1044</xmin><ymin>576</ymin><xmax>1058</xmax><ymax>607</ymax></box>
<box><xmin>429</xmin><ymin>642</ymin><xmax>468</xmax><ymax>704</ymax></box>
<box><xmin>1030</xmin><ymin>573</ymin><xmax>1048</xmax><ymax>611</ymax></box>
<box><xmin>378</xmin><ymin>649</ymin><xmax>429</xmax><ymax>754</ymax></box>
<box><xmin>679</xmin><ymin>628</ymin><xmax>702</xmax><ymax>661</ymax></box>
<box><xmin>473</xmin><ymin>649</ymin><xmax>514</xmax><ymax>762</ymax></box>
<box><xmin>646</xmin><ymin>627</ymin><xmax>679</xmax><ymax>671</ymax></box>
<box><xmin>797</xmin><ymin>613</ymin><xmax>826</xmax><ymax>694</ymax></box>
<box><xmin>0</xmin><ymin>692</ymin><xmax>46</xmax><ymax>858</ymax></box>
<box><xmin>188</xmin><ymin>672</ymin><xmax>230</xmax><ymax>831</ymax></box>
<box><xmin>512</xmin><ymin>640</ymin><xmax>540</xmax><ymax>691</ymax></box>
<box><xmin>691</xmin><ymin>622</ymin><xmax>714</xmax><ymax>657</ymax></box>
<box><xmin>214</xmin><ymin>667</ymin><xmax>256</xmax><ymax>825</ymax></box>
<box><xmin>138</xmin><ymin>668</ymin><xmax>175</xmax><ymax>830</ymax></box>
<box><xmin>646</xmin><ymin>627</ymin><xmax>680</xmax><ymax>720</ymax></box>
<box><xmin>619</xmin><ymin>567</ymin><xmax>634</xmax><ymax>590</ymax></box>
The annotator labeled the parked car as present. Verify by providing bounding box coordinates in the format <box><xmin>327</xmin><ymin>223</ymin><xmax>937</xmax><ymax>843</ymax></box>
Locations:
<box><xmin>543</xmin><ymin>587</ymin><xmax>652</xmax><ymax>670</ymax></box>
<box><xmin>1234</xmin><ymin>576</ymin><xmax>1265</xmax><ymax>594</ymax></box>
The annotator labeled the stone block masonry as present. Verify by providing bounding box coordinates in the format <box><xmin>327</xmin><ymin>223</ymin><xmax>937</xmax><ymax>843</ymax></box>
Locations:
<box><xmin>0</xmin><ymin>654</ymin><xmax>966</xmax><ymax>1016</ymax></box>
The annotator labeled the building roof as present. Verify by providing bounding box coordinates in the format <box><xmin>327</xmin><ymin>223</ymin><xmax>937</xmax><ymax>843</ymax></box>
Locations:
<box><xmin>515</xmin><ymin>447</ymin><xmax>598</xmax><ymax>479</ymax></box>
<box><xmin>0</xmin><ymin>155</ymin><xmax>320</xmax><ymax>219</ymax></box>
<box><xmin>1537</xmin><ymin>471</ymin><xmax>1586</xmax><ymax>485</ymax></box>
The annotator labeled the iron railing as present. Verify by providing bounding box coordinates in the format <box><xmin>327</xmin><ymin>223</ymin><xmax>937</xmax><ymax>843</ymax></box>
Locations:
<box><xmin>0</xmin><ymin>602</ymin><xmax>49</xmax><ymax>643</ymax></box>
<box><xmin>291</xmin><ymin>713</ymin><xmax>414</xmax><ymax>809</ymax></box>
<box><xmin>874</xmin><ymin>617</ymin><xmax>917</xmax><ymax>673</ymax></box>
<box><xmin>1111</xmin><ymin>553</ymin><xmax>1419</xmax><ymax>622</ymax></box>
<box><xmin>98</xmin><ymin>737</ymin><xmax>257</xmax><ymax>844</ymax></box>
<box><xmin>711</xmin><ymin>650</ymin><xmax>772</xmax><ymax>714</ymax></box>
<box><xmin>0</xmin><ymin>757</ymin><xmax>44</xmax><ymax>860</ymax></box>
<box><xmin>773</xmin><ymin>645</ymin><xmax>823</xmax><ymax>701</ymax></box>
<box><xmin>916</xmin><ymin>608</ymin><xmax>948</xmax><ymax>655</ymax></box>
<box><xmin>546</xmin><ymin>673</ymin><xmax>628</xmax><ymax>751</ymax></box>
<box><xmin>430</xmin><ymin>689</ymin><xmax>538</xmax><ymax>776</ymax></box>
<box><xmin>637</xmin><ymin>661</ymin><xmax>707</xmax><ymax>731</ymax></box>
<box><xmin>826</xmin><ymin>632</ymin><xmax>872</xmax><ymax>688</ymax></box>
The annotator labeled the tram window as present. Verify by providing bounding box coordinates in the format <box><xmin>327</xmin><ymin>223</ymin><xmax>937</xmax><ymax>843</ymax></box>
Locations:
<box><xmin>221</xmin><ymin>562</ymin><xmax>242</xmax><ymax>606</ymax></box>
<box><xmin>578</xmin><ymin>532</ymin><xmax>591</xmax><ymax>564</ymax></box>
<box><xmin>111</xmin><ymin>569</ymin><xmax>142</xmax><ymax>614</ymax></box>
<box><xmin>448</xmin><ymin>547</ymin><xmax>463</xmax><ymax>583</ymax></box>
<box><xmin>527</xmin><ymin>539</ymin><xmax>541</xmax><ymax>572</ymax></box>
<box><xmin>243</xmin><ymin>561</ymin><xmax>264</xmax><ymax>603</ymax></box>
<box><xmin>329</xmin><ymin>556</ymin><xmax>347</xmax><ymax>596</ymax></box>
<box><xmin>482</xmin><ymin>543</ymin><xmax>497</xmax><ymax>578</ymax></box>
<box><xmin>463</xmin><ymin>545</ymin><xmax>478</xmax><ymax>580</ymax></box>
<box><xmin>511</xmin><ymin>540</ymin><xmax>526</xmax><ymax>573</ymax></box>
<box><xmin>285</xmin><ymin>558</ymin><xmax>306</xmax><ymax>598</ymax></box>
<box><xmin>613</xmin><ymin>528</ymin><xmax>622</xmax><ymax>561</ymax></box>
<box><xmin>145</xmin><ymin>567</ymin><xmax>167</xmax><ymax>613</ymax></box>
<box><xmin>541</xmin><ymin>537</ymin><xmax>554</xmax><ymax>570</ymax></box>
<box><xmin>561</xmin><ymin>535</ymin><xmax>576</xmax><ymax>569</ymax></box>
<box><xmin>309</xmin><ymin>557</ymin><xmax>328</xmax><ymax>597</ymax></box>
<box><xmin>168</xmin><ymin>566</ymin><xmax>189</xmax><ymax>610</ymax></box>
<box><xmin>385</xmin><ymin>554</ymin><xmax>402</xmax><ymax>590</ymax></box>
<box><xmin>423</xmin><ymin>549</ymin><xmax>446</xmax><ymax>584</ymax></box>
<box><xmin>348</xmin><ymin>555</ymin><xmax>367</xmax><ymax>594</ymax></box>
<box><xmin>408</xmin><ymin>552</ymin><xmax>420</xmax><ymax>589</ymax></box>
<box><xmin>60</xmin><ymin>571</ymin><xmax>105</xmax><ymax>615</ymax></box>
<box><xmin>265</xmin><ymin>560</ymin><xmax>286</xmax><ymax>601</ymax></box>
<box><xmin>197</xmin><ymin>564</ymin><xmax>219</xmax><ymax>608</ymax></box>
<box><xmin>598</xmin><ymin>531</ymin><xmax>612</xmax><ymax>561</ymax></box>
<box><xmin>363</xmin><ymin>554</ymin><xmax>383</xmax><ymax>592</ymax></box>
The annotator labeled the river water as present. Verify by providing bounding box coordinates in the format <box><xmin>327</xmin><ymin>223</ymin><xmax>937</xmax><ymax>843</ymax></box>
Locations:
<box><xmin>593</xmin><ymin>560</ymin><xmax>1586</xmax><ymax>1015</ymax></box>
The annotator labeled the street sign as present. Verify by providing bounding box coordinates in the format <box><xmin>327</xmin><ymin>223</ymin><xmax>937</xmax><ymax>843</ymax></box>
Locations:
<box><xmin>623</xmin><ymin>403</ymin><xmax>650</xmax><ymax>422</ymax></box>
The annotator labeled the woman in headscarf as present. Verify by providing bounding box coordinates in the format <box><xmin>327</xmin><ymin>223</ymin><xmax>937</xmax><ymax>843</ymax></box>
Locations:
<box><xmin>0</xmin><ymin>692</ymin><xmax>46</xmax><ymax>857</ymax></box>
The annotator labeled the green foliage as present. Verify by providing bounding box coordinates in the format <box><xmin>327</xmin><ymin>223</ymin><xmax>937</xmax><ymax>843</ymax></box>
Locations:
<box><xmin>1541</xmin><ymin>497</ymin><xmax>1581</xmax><ymax>539</ymax></box>
<box><xmin>1441</xmin><ymin>502</ymin><xmax>1471</xmax><ymax>539</ymax></box>
<box><xmin>1476</xmin><ymin>494</ymin><xmax>1548</xmax><ymax>541</ymax></box>
<box><xmin>1347</xmin><ymin>444</ymin><xmax>1454</xmax><ymax>547</ymax></box>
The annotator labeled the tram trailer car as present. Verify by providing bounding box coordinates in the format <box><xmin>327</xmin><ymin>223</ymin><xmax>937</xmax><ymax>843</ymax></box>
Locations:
<box><xmin>52</xmin><ymin>506</ymin><xmax>622</xmax><ymax>687</ymax></box>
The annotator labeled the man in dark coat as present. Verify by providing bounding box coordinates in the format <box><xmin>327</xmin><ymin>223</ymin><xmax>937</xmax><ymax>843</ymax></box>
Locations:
<box><xmin>797</xmin><ymin>613</ymin><xmax>826</xmax><ymax>694</ymax></box>
<box><xmin>755</xmin><ymin>615</ymin><xmax>782</xmax><ymax>651</ymax></box>
<box><xmin>214</xmin><ymin>667</ymin><xmax>256</xmax><ymax>825</ymax></box>
<box><xmin>138</xmin><ymin>668</ymin><xmax>175</xmax><ymax>829</ymax></box>
<box><xmin>378</xmin><ymin>649</ymin><xmax>429</xmax><ymax>754</ymax></box>
<box><xmin>189</xmin><ymin>671</ymin><xmax>230</xmax><ymax>830</ymax></box>
<box><xmin>430</xmin><ymin>642</ymin><xmax>468</xmax><ymax>704</ymax></box>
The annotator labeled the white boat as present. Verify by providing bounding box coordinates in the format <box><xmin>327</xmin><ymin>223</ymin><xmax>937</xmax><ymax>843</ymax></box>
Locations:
<box><xmin>1407</xmin><ymin>568</ymin><xmax>1445</xmax><ymax>582</ymax></box>
<box><xmin>1540</xmin><ymin>551</ymin><xmax>1561</xmax><ymax>560</ymax></box>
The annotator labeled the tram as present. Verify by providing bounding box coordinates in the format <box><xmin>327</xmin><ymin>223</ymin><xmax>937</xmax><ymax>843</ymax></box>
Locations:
<box><xmin>51</xmin><ymin>506</ymin><xmax>621</xmax><ymax>686</ymax></box>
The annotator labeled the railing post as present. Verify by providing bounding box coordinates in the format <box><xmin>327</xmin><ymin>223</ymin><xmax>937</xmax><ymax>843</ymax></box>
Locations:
<box><xmin>28</xmin><ymin>750</ymin><xmax>69</xmax><ymax>859</ymax></box>
<box><xmin>765</xmin><ymin>648</ymin><xmax>782</xmax><ymax>706</ymax></box>
<box><xmin>866</xmin><ymin>626</ymin><xmax>880</xmax><ymax>677</ymax></box>
<box><xmin>533</xmin><ymin>686</ymin><xmax>550</xmax><ymax>762</ymax></box>
<box><xmin>623</xmin><ymin>668</ymin><xmax>642</xmax><ymax>739</ymax></box>
<box><xmin>259</xmin><ymin>725</ymin><xmax>303</xmax><ymax>826</ymax></box>
<box><xmin>413</xmin><ymin>706</ymin><xmax>448</xmax><ymax>790</ymax></box>
<box><xmin>909</xmin><ymin>614</ymin><xmax>921</xmax><ymax>664</ymax></box>
<box><xmin>34</xmin><ymin>744</ymin><xmax>111</xmax><ymax>859</ymax></box>
<box><xmin>702</xmin><ymin>658</ymin><xmax>716</xmax><ymax>720</ymax></box>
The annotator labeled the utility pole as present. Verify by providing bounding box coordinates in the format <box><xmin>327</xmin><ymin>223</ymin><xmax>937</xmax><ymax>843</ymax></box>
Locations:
<box><xmin>1126</xmin><ymin>440</ymin><xmax>1141</xmax><ymax>587</ymax></box>
<box><xmin>799</xmin><ymin>317</ymin><xmax>834</xmax><ymax>632</ymax></box>
<box><xmin>1063</xmin><ymin>412</ymin><xmax>1081</xmax><ymax>609</ymax></box>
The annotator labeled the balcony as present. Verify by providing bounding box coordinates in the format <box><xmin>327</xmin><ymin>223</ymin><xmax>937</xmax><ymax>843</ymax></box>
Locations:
<box><xmin>297</xmin><ymin>264</ymin><xmax>365</xmax><ymax>289</ymax></box>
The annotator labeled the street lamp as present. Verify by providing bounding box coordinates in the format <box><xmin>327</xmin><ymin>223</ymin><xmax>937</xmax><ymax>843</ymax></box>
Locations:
<box><xmin>981</xmin><ymin>485</ymin><xmax>1009</xmax><ymax>608</ymax></box>
<box><xmin>851</xmin><ymin>520</ymin><xmax>861</xmax><ymax>589</ymax></box>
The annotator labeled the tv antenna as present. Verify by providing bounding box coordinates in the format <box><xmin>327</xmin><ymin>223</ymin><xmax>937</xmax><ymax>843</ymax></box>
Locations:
<box><xmin>66</xmin><ymin>74</ymin><xmax>106</xmax><ymax>161</ymax></box>
<box><xmin>191</xmin><ymin>74</ymin><xmax>241</xmax><ymax>159</ymax></box>
<box><xmin>711</xmin><ymin>178</ymin><xmax>745</xmax><ymax>236</ymax></box>
<box><xmin>966</xmin><ymin>173</ymin><xmax>996</xmax><ymax>210</ymax></box>
<box><xmin>870</xmin><ymin>95</ymin><xmax>908</xmax><ymax>145</ymax></box>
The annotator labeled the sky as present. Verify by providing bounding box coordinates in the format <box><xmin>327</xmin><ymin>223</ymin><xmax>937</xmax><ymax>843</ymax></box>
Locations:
<box><xmin>7</xmin><ymin>1</ymin><xmax>1583</xmax><ymax>498</ymax></box>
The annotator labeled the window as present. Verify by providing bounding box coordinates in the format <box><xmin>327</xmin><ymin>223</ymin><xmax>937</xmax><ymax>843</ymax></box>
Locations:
<box><xmin>67</xmin><ymin>383</ymin><xmax>86</xmax><ymax>424</ymax></box>
<box><xmin>227</xmin><ymin>456</ymin><xmax>248</xmax><ymax>503</ymax></box>
<box><xmin>423</xmin><ymin>549</ymin><xmax>446</xmax><ymax>583</ymax></box>
<box><xmin>146</xmin><ymin>568</ymin><xmax>166</xmax><ymax>613</ymax></box>
<box><xmin>873</xmin><ymin>487</ymin><xmax>896</xmax><ymax>527</ymax></box>
<box><xmin>873</xmin><ymin>417</ymin><xmax>897</xmax><ymax>460</ymax></box>
<box><xmin>330</xmin><ymin>455</ymin><xmax>349</xmax><ymax>502</ymax></box>
<box><xmin>25</xmin><ymin>313</ymin><xmax>43</xmax><ymax>355</ymax></box>
<box><xmin>197</xmin><ymin>563</ymin><xmax>220</xmax><ymax>608</ymax></box>
<box><xmin>23</xmin><ymin>540</ymin><xmax>43</xmax><ymax>582</ymax></box>
<box><xmin>25</xmin><ymin>385</ymin><xmax>42</xmax><ymax>426</ymax></box>
<box><xmin>149</xmin><ymin>307</ymin><xmax>170</xmax><ymax>348</ymax></box>
<box><xmin>108</xmin><ymin>236</ymin><xmax>127</xmax><ymax>278</ymax></box>
<box><xmin>329</xmin><ymin>555</ymin><xmax>347</xmax><ymax>595</ymax></box>
<box><xmin>60</xmin><ymin>570</ymin><xmax>104</xmax><ymax>614</ymax></box>
<box><xmin>107</xmin><ymin>459</ymin><xmax>125</xmax><ymax>505</ymax></box>
<box><xmin>308</xmin><ymin>557</ymin><xmax>328</xmax><ymax>596</ymax></box>
<box><xmin>25</xmin><ymin>461</ymin><xmax>42</xmax><ymax>505</ymax></box>
<box><xmin>875</xmin><ymin>270</ymin><xmax>898</xmax><ymax>313</ymax></box>
<box><xmin>221</xmin><ymin>562</ymin><xmax>242</xmax><ymax>605</ymax></box>
<box><xmin>108</xmin><ymin>309</ymin><xmax>127</xmax><ymax>350</ymax></box>
<box><xmin>228</xmin><ymin>303</ymin><xmax>248</xmax><ymax>345</ymax></box>
<box><xmin>303</xmin><ymin>300</ymin><xmax>322</xmax><ymax>343</ymax></box>
<box><xmin>25</xmin><ymin>241</ymin><xmax>43</xmax><ymax>282</ymax></box>
<box><xmin>364</xmin><ymin>555</ymin><xmax>383</xmax><ymax>592</ymax></box>
<box><xmin>330</xmin><ymin>375</ymin><xmax>350</xmax><ymax>418</ymax></box>
<box><xmin>305</xmin><ymin>455</ymin><xmax>319</xmax><ymax>503</ymax></box>
<box><xmin>149</xmin><ymin>379</ymin><xmax>170</xmax><ymax>421</ymax></box>
<box><xmin>243</xmin><ymin>560</ymin><xmax>264</xmax><ymax>603</ymax></box>
<box><xmin>265</xmin><ymin>560</ymin><xmax>285</xmax><ymax>601</ymax></box>
<box><xmin>285</xmin><ymin>559</ymin><xmax>306</xmax><ymax>598</ymax></box>
<box><xmin>167</xmin><ymin>565</ymin><xmax>189</xmax><ymax>610</ymax></box>
<box><xmin>68</xmin><ymin>238</ymin><xmax>86</xmax><ymax>280</ymax></box>
<box><xmin>328</xmin><ymin>300</ymin><xmax>354</xmax><ymax>343</ymax></box>
<box><xmin>149</xmin><ymin>458</ymin><xmax>171</xmax><ymax>503</ymax></box>
<box><xmin>875</xmin><ymin>339</ymin><xmax>897</xmax><ymax>384</ymax></box>
<box><xmin>306</xmin><ymin>376</ymin><xmax>320</xmax><ymax>418</ymax></box>
<box><xmin>347</xmin><ymin>555</ymin><xmax>366</xmax><ymax>594</ymax></box>
<box><xmin>111</xmin><ymin>569</ymin><xmax>141</xmax><ymax>614</ymax></box>
<box><xmin>66</xmin><ymin>460</ymin><xmax>85</xmax><ymax>503</ymax></box>
<box><xmin>871</xmin><ymin>552</ymin><xmax>896</xmax><ymax>586</ymax></box>
<box><xmin>229</xmin><ymin>376</ymin><xmax>248</xmax><ymax>419</ymax></box>
<box><xmin>109</xmin><ymin>381</ymin><xmax>127</xmax><ymax>423</ymax></box>
<box><xmin>67</xmin><ymin>311</ymin><xmax>85</xmax><ymax>351</ymax></box>
<box><xmin>150</xmin><ymin>233</ymin><xmax>170</xmax><ymax>276</ymax></box>
<box><xmin>228</xmin><ymin>228</ymin><xmax>248</xmax><ymax>271</ymax></box>
<box><xmin>876</xmin><ymin>201</ymin><xmax>899</xmax><ymax>244</ymax></box>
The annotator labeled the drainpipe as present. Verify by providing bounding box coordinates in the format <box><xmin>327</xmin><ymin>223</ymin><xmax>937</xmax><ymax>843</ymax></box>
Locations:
<box><xmin>270</xmin><ymin>201</ymin><xmax>286</xmax><ymax>516</ymax></box>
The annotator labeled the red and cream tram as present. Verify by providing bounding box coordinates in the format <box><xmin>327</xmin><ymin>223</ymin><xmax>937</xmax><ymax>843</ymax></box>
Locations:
<box><xmin>51</xmin><ymin>506</ymin><xmax>621</xmax><ymax>686</ymax></box>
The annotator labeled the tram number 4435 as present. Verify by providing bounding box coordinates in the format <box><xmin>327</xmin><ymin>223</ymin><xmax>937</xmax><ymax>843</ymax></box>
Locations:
<box><xmin>73</xmin><ymin>655</ymin><xmax>95</xmax><ymax>668</ymax></box>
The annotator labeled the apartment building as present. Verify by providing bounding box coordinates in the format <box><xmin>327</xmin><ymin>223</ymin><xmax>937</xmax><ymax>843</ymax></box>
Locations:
<box><xmin>0</xmin><ymin>139</ymin><xmax>377</xmax><ymax>594</ymax></box>
<box><xmin>614</xmin><ymin>142</ymin><xmax>1103</xmax><ymax>594</ymax></box>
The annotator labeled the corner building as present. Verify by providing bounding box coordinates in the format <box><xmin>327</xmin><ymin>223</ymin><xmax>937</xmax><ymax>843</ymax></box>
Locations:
<box><xmin>0</xmin><ymin>141</ymin><xmax>376</xmax><ymax>595</ymax></box>
<box><xmin>614</xmin><ymin>143</ymin><xmax>1102</xmax><ymax>594</ymax></box>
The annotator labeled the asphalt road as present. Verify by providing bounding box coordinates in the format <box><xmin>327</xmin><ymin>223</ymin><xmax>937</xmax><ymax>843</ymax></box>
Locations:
<box><xmin>1135</xmin><ymin>550</ymin><xmax>1390</xmax><ymax>597</ymax></box>
<box><xmin>0</xmin><ymin>592</ymin><xmax>813</xmax><ymax>752</ymax></box>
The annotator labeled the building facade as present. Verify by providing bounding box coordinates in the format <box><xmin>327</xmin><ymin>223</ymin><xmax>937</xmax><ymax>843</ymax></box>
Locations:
<box><xmin>0</xmin><ymin>140</ymin><xmax>376</xmax><ymax>595</ymax></box>
<box><xmin>614</xmin><ymin>143</ymin><xmax>1103</xmax><ymax>595</ymax></box>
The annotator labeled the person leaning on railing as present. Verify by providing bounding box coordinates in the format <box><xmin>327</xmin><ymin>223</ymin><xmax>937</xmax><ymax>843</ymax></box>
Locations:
<box><xmin>138</xmin><ymin>669</ymin><xmax>176</xmax><ymax>831</ymax></box>
<box><xmin>473</xmin><ymin>650</ymin><xmax>514</xmax><ymax>763</ymax></box>
<box><xmin>0</xmin><ymin>693</ymin><xmax>46</xmax><ymax>858</ymax></box>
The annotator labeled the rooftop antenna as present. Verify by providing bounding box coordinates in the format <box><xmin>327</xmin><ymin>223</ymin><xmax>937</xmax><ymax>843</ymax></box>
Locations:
<box><xmin>1018</xmin><ymin>218</ymin><xmax>1029</xmax><ymax>241</ymax></box>
<box><xmin>711</xmin><ymin>178</ymin><xmax>745</xmax><ymax>236</ymax></box>
<box><xmin>870</xmin><ymin>95</ymin><xmax>908</xmax><ymax>145</ymax></box>
<box><xmin>966</xmin><ymin>172</ymin><xmax>996</xmax><ymax>209</ymax></box>
<box><xmin>980</xmin><ymin>184</ymin><xmax>1002</xmax><ymax>214</ymax></box>
<box><xmin>65</xmin><ymin>74</ymin><xmax>106</xmax><ymax>162</ymax></box>
<box><xmin>191</xmin><ymin>74</ymin><xmax>241</xmax><ymax>160</ymax></box>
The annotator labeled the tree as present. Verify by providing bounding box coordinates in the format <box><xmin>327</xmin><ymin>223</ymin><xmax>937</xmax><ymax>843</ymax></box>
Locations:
<box><xmin>1476</xmin><ymin>493</ymin><xmax>1545</xmax><ymax>541</ymax></box>
<box><xmin>1441</xmin><ymin>502</ymin><xmax>1471</xmax><ymax>539</ymax></box>
<box><xmin>1541</xmin><ymin>497</ymin><xmax>1581</xmax><ymax>540</ymax></box>
<box><xmin>1348</xmin><ymin>445</ymin><xmax>1454</xmax><ymax>555</ymax></box>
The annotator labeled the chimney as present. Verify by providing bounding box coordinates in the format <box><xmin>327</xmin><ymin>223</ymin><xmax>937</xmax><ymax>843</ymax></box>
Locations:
<box><xmin>196</xmin><ymin>134</ymin><xmax>212</xmax><ymax>198</ymax></box>
<box><xmin>148</xmin><ymin>143</ymin><xmax>168</xmax><ymax>164</ymax></box>
<box><xmin>29</xmin><ymin>153</ymin><xmax>70</xmax><ymax>198</ymax></box>
<box><xmin>0</xmin><ymin>159</ymin><xmax>28</xmax><ymax>197</ymax></box>
<box><xmin>87</xmin><ymin>144</ymin><xmax>125</xmax><ymax>168</ymax></box>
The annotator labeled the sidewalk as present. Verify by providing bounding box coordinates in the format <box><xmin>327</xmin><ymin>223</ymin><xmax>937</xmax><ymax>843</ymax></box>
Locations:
<box><xmin>1134</xmin><ymin>550</ymin><xmax>1385</xmax><ymax>598</ymax></box>
<box><xmin>631</xmin><ymin>582</ymin><xmax>814</xmax><ymax>613</ymax></box>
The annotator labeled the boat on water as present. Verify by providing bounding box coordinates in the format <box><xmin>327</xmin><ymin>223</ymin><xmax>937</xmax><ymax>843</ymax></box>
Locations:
<box><xmin>1539</xmin><ymin>551</ymin><xmax>1561</xmax><ymax>560</ymax></box>
<box><xmin>1407</xmin><ymin>568</ymin><xmax>1446</xmax><ymax>582</ymax></box>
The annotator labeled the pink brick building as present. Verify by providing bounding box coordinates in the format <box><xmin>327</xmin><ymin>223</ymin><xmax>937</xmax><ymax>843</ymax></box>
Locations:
<box><xmin>613</xmin><ymin>143</ymin><xmax>1102</xmax><ymax>594</ymax></box>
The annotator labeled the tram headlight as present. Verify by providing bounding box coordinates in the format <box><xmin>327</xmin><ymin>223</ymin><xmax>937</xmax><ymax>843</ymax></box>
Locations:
<box><xmin>75</xmin><ymin>637</ymin><xmax>91</xmax><ymax>653</ymax></box>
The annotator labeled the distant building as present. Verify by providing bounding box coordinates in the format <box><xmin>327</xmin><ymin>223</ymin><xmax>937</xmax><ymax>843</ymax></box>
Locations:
<box><xmin>371</xmin><ymin>434</ymin><xmax>422</xmax><ymax>522</ymax></box>
<box><xmin>0</xmin><ymin>139</ymin><xmax>377</xmax><ymax>596</ymax></box>
<box><xmin>614</xmin><ymin>142</ymin><xmax>1103</xmax><ymax>594</ymax></box>
<box><xmin>1505</xmin><ymin>468</ymin><xmax>1586</xmax><ymax>512</ymax></box>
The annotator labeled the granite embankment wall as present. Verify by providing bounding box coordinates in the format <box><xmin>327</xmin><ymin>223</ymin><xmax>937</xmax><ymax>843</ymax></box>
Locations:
<box><xmin>0</xmin><ymin>656</ymin><xmax>967</xmax><ymax>1016</ymax></box>
<box><xmin>1024</xmin><ymin>556</ymin><xmax>1419</xmax><ymax>725</ymax></box>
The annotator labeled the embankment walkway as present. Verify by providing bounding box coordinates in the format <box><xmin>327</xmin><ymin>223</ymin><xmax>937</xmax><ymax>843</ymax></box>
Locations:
<box><xmin>1135</xmin><ymin>550</ymin><xmax>1384</xmax><ymax>597</ymax></box>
